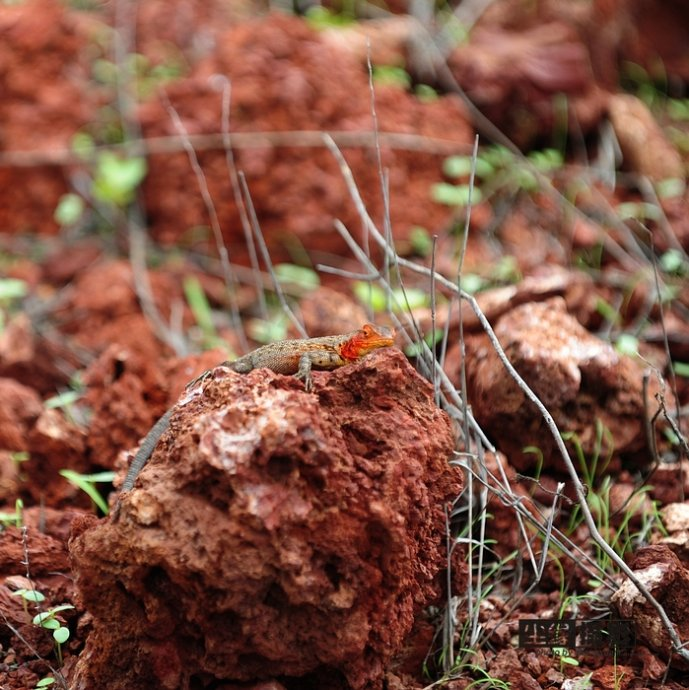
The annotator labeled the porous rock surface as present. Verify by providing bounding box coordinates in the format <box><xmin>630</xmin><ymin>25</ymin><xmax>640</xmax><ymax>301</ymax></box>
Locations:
<box><xmin>69</xmin><ymin>349</ymin><xmax>461</xmax><ymax>690</ymax></box>
<box><xmin>466</xmin><ymin>297</ymin><xmax>665</xmax><ymax>473</ymax></box>
<box><xmin>611</xmin><ymin>545</ymin><xmax>689</xmax><ymax>670</ymax></box>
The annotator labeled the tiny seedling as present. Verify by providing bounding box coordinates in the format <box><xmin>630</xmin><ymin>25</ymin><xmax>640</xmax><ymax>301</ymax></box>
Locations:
<box><xmin>404</xmin><ymin>329</ymin><xmax>444</xmax><ymax>358</ymax></box>
<box><xmin>553</xmin><ymin>646</ymin><xmax>580</xmax><ymax>671</ymax></box>
<box><xmin>33</xmin><ymin>604</ymin><xmax>75</xmax><ymax>666</ymax></box>
<box><xmin>11</xmin><ymin>587</ymin><xmax>46</xmax><ymax>614</ymax></box>
<box><xmin>433</xmin><ymin>144</ymin><xmax>564</xmax><ymax>209</ymax></box>
<box><xmin>304</xmin><ymin>4</ymin><xmax>355</xmax><ymax>29</ymax></box>
<box><xmin>44</xmin><ymin>390</ymin><xmax>82</xmax><ymax>410</ymax></box>
<box><xmin>59</xmin><ymin>470</ymin><xmax>116</xmax><ymax>516</ymax></box>
<box><xmin>182</xmin><ymin>275</ymin><xmax>228</xmax><ymax>350</ymax></box>
<box><xmin>562</xmin><ymin>419</ymin><xmax>613</xmax><ymax>488</ymax></box>
<box><xmin>0</xmin><ymin>277</ymin><xmax>28</xmax><ymax>332</ymax></box>
<box><xmin>674</xmin><ymin>361</ymin><xmax>689</xmax><ymax>378</ymax></box>
<box><xmin>0</xmin><ymin>277</ymin><xmax>28</xmax><ymax>302</ymax></box>
<box><xmin>353</xmin><ymin>281</ymin><xmax>431</xmax><ymax>314</ymax></box>
<box><xmin>0</xmin><ymin>498</ymin><xmax>24</xmax><ymax>528</ymax></box>
<box><xmin>35</xmin><ymin>678</ymin><xmax>56</xmax><ymax>689</ymax></box>
<box><xmin>414</xmin><ymin>84</ymin><xmax>438</xmax><ymax>102</ymax></box>
<box><xmin>353</xmin><ymin>282</ymin><xmax>387</xmax><ymax>313</ymax></box>
<box><xmin>54</xmin><ymin>193</ymin><xmax>85</xmax><ymax>228</ymax></box>
<box><xmin>92</xmin><ymin>151</ymin><xmax>147</xmax><ymax>208</ymax></box>
<box><xmin>11</xmin><ymin>451</ymin><xmax>29</xmax><ymax>465</ymax></box>
<box><xmin>660</xmin><ymin>248</ymin><xmax>689</xmax><ymax>276</ymax></box>
<box><xmin>274</xmin><ymin>263</ymin><xmax>320</xmax><ymax>293</ymax></box>
<box><xmin>372</xmin><ymin>65</ymin><xmax>411</xmax><ymax>89</ymax></box>
<box><xmin>614</xmin><ymin>333</ymin><xmax>639</xmax><ymax>356</ymax></box>
<box><xmin>408</xmin><ymin>225</ymin><xmax>433</xmax><ymax>257</ymax></box>
<box><xmin>248</xmin><ymin>315</ymin><xmax>289</xmax><ymax>345</ymax></box>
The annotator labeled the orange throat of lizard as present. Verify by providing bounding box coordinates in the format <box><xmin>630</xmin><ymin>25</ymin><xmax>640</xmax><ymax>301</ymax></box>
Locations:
<box><xmin>339</xmin><ymin>324</ymin><xmax>395</xmax><ymax>361</ymax></box>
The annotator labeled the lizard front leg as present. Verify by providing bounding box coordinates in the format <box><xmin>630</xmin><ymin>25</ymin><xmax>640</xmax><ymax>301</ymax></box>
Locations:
<box><xmin>295</xmin><ymin>353</ymin><xmax>315</xmax><ymax>392</ymax></box>
<box><xmin>294</xmin><ymin>350</ymin><xmax>345</xmax><ymax>391</ymax></box>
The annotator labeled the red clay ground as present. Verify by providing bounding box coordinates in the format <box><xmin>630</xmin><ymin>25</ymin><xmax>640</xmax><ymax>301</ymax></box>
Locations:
<box><xmin>1</xmin><ymin>1</ymin><xmax>689</xmax><ymax>689</ymax></box>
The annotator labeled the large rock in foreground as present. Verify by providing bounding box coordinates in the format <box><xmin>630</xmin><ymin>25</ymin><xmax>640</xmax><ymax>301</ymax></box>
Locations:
<box><xmin>69</xmin><ymin>350</ymin><xmax>461</xmax><ymax>690</ymax></box>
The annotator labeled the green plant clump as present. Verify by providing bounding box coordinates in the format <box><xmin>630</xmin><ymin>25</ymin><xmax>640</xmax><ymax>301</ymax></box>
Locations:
<box><xmin>432</xmin><ymin>145</ymin><xmax>564</xmax><ymax>208</ymax></box>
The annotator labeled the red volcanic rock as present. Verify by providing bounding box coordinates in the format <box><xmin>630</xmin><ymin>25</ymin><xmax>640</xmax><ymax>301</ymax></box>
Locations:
<box><xmin>466</xmin><ymin>297</ymin><xmax>665</xmax><ymax>474</ymax></box>
<box><xmin>0</xmin><ymin>378</ymin><xmax>42</xmax><ymax>451</ymax></box>
<box><xmin>611</xmin><ymin>545</ymin><xmax>689</xmax><ymax>669</ymax></box>
<box><xmin>138</xmin><ymin>12</ymin><xmax>471</xmax><ymax>254</ymax></box>
<box><xmin>69</xmin><ymin>349</ymin><xmax>461</xmax><ymax>690</ymax></box>
<box><xmin>607</xmin><ymin>93</ymin><xmax>684</xmax><ymax>182</ymax></box>
<box><xmin>0</xmin><ymin>0</ymin><xmax>97</xmax><ymax>235</ymax></box>
<box><xmin>447</xmin><ymin>22</ymin><xmax>605</xmax><ymax>147</ymax></box>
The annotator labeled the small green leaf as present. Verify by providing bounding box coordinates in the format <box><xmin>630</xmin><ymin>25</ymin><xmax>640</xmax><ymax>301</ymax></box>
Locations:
<box><xmin>248</xmin><ymin>317</ymin><xmax>288</xmax><ymax>345</ymax></box>
<box><xmin>409</xmin><ymin>226</ymin><xmax>433</xmax><ymax>257</ymax></box>
<box><xmin>12</xmin><ymin>589</ymin><xmax>45</xmax><ymax>603</ymax></box>
<box><xmin>459</xmin><ymin>274</ymin><xmax>486</xmax><ymax>294</ymax></box>
<box><xmin>443</xmin><ymin>156</ymin><xmax>473</xmax><ymax>178</ymax></box>
<box><xmin>660</xmin><ymin>248</ymin><xmax>688</xmax><ymax>274</ymax></box>
<box><xmin>491</xmin><ymin>255</ymin><xmax>520</xmax><ymax>283</ymax></box>
<box><xmin>615</xmin><ymin>334</ymin><xmax>639</xmax><ymax>356</ymax></box>
<box><xmin>616</xmin><ymin>201</ymin><xmax>661</xmax><ymax>221</ymax></box>
<box><xmin>391</xmin><ymin>287</ymin><xmax>429</xmax><ymax>311</ymax></box>
<box><xmin>0</xmin><ymin>278</ymin><xmax>28</xmax><ymax>301</ymax></box>
<box><xmin>48</xmin><ymin>604</ymin><xmax>75</xmax><ymax>614</ymax></box>
<box><xmin>92</xmin><ymin>58</ymin><xmax>118</xmax><ymax>85</ymax></box>
<box><xmin>431</xmin><ymin>183</ymin><xmax>482</xmax><ymax>206</ymax></box>
<box><xmin>404</xmin><ymin>329</ymin><xmax>444</xmax><ymax>357</ymax></box>
<box><xmin>481</xmin><ymin>145</ymin><xmax>513</xmax><ymax>168</ymax></box>
<box><xmin>53</xmin><ymin>626</ymin><xmax>70</xmax><ymax>644</ymax></box>
<box><xmin>674</xmin><ymin>361</ymin><xmax>689</xmax><ymax>377</ymax></box>
<box><xmin>353</xmin><ymin>282</ymin><xmax>387</xmax><ymax>313</ymax></box>
<box><xmin>93</xmin><ymin>152</ymin><xmax>147</xmax><ymax>207</ymax></box>
<box><xmin>64</xmin><ymin>471</ymin><xmax>116</xmax><ymax>483</ymax></box>
<box><xmin>656</xmin><ymin>177</ymin><xmax>685</xmax><ymax>199</ymax></box>
<box><xmin>54</xmin><ymin>193</ymin><xmax>85</xmax><ymax>226</ymax></box>
<box><xmin>183</xmin><ymin>276</ymin><xmax>215</xmax><ymax>337</ymax></box>
<box><xmin>554</xmin><ymin>649</ymin><xmax>579</xmax><ymax>666</ymax></box>
<box><xmin>414</xmin><ymin>84</ymin><xmax>438</xmax><ymax>102</ymax></box>
<box><xmin>71</xmin><ymin>132</ymin><xmax>95</xmax><ymax>159</ymax></box>
<box><xmin>33</xmin><ymin>611</ymin><xmax>59</xmax><ymax>627</ymax></box>
<box><xmin>45</xmin><ymin>390</ymin><xmax>81</xmax><ymax>409</ymax></box>
<box><xmin>60</xmin><ymin>470</ymin><xmax>112</xmax><ymax>515</ymax></box>
<box><xmin>513</xmin><ymin>167</ymin><xmax>538</xmax><ymax>192</ymax></box>
<box><xmin>667</xmin><ymin>99</ymin><xmax>689</xmax><ymax>121</ymax></box>
<box><xmin>274</xmin><ymin>264</ymin><xmax>320</xmax><ymax>291</ymax></box>
<box><xmin>528</xmin><ymin>148</ymin><xmax>564</xmax><ymax>172</ymax></box>
<box><xmin>304</xmin><ymin>6</ymin><xmax>354</xmax><ymax>29</ymax></box>
<box><xmin>372</xmin><ymin>65</ymin><xmax>411</xmax><ymax>89</ymax></box>
<box><xmin>595</xmin><ymin>298</ymin><xmax>621</xmax><ymax>325</ymax></box>
<box><xmin>36</xmin><ymin>678</ymin><xmax>56</xmax><ymax>688</ymax></box>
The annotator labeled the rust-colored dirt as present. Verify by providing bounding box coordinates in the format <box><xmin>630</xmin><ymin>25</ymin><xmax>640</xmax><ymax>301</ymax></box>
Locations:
<box><xmin>2</xmin><ymin>0</ymin><xmax>689</xmax><ymax>688</ymax></box>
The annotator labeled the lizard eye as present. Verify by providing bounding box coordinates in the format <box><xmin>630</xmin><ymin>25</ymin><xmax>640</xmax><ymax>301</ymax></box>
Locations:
<box><xmin>363</xmin><ymin>324</ymin><xmax>372</xmax><ymax>336</ymax></box>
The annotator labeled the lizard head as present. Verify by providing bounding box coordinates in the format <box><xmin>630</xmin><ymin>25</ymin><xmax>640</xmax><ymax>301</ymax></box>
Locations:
<box><xmin>340</xmin><ymin>323</ymin><xmax>395</xmax><ymax>361</ymax></box>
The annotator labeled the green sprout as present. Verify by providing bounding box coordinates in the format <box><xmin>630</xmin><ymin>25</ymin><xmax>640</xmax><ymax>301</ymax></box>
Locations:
<box><xmin>59</xmin><ymin>470</ymin><xmax>116</xmax><ymax>515</ymax></box>
<box><xmin>33</xmin><ymin>604</ymin><xmax>75</xmax><ymax>666</ymax></box>
<box><xmin>372</xmin><ymin>65</ymin><xmax>411</xmax><ymax>89</ymax></box>
<box><xmin>183</xmin><ymin>275</ymin><xmax>222</xmax><ymax>350</ymax></box>
<box><xmin>92</xmin><ymin>151</ymin><xmax>147</xmax><ymax>208</ymax></box>
<box><xmin>11</xmin><ymin>586</ymin><xmax>45</xmax><ymax>614</ymax></box>
<box><xmin>0</xmin><ymin>498</ymin><xmax>24</xmax><ymax>528</ymax></box>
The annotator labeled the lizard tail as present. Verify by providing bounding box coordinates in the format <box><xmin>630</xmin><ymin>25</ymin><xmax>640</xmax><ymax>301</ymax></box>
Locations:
<box><xmin>121</xmin><ymin>407</ymin><xmax>175</xmax><ymax>492</ymax></box>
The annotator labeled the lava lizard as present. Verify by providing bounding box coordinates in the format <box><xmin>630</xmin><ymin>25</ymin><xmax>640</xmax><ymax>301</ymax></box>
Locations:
<box><xmin>117</xmin><ymin>323</ymin><xmax>395</xmax><ymax>498</ymax></box>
